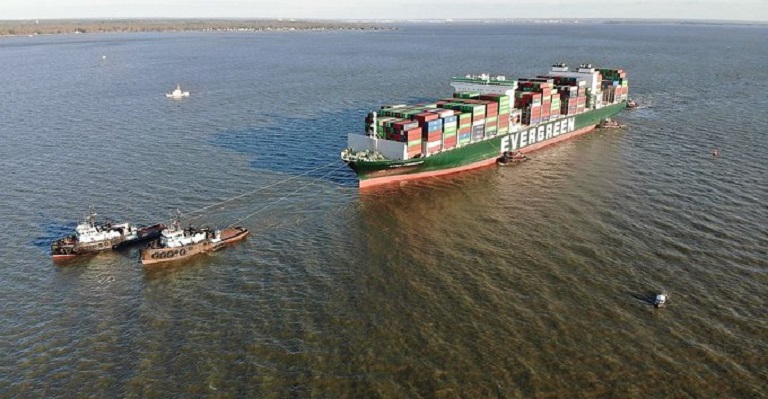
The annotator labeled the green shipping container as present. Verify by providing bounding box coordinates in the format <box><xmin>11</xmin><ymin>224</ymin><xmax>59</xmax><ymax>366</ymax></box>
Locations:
<box><xmin>455</xmin><ymin>92</ymin><xmax>480</xmax><ymax>99</ymax></box>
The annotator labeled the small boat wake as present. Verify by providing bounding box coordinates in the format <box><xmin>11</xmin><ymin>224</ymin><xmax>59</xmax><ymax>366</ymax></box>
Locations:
<box><xmin>166</xmin><ymin>83</ymin><xmax>190</xmax><ymax>99</ymax></box>
<box><xmin>630</xmin><ymin>291</ymin><xmax>671</xmax><ymax>309</ymax></box>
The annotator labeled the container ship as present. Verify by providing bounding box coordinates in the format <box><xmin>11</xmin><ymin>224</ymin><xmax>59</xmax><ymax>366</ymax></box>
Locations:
<box><xmin>341</xmin><ymin>63</ymin><xmax>629</xmax><ymax>188</ymax></box>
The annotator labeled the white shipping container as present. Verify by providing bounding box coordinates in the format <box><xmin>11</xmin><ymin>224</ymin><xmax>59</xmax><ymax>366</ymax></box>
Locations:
<box><xmin>347</xmin><ymin>134</ymin><xmax>407</xmax><ymax>160</ymax></box>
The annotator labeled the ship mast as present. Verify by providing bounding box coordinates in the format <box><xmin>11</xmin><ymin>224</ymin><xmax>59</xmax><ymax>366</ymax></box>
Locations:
<box><xmin>370</xmin><ymin>112</ymin><xmax>378</xmax><ymax>139</ymax></box>
<box><xmin>86</xmin><ymin>206</ymin><xmax>97</xmax><ymax>228</ymax></box>
<box><xmin>370</xmin><ymin>112</ymin><xmax>378</xmax><ymax>153</ymax></box>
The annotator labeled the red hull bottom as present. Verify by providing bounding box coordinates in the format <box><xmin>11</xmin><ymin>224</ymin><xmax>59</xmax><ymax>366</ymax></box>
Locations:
<box><xmin>52</xmin><ymin>254</ymin><xmax>80</xmax><ymax>261</ymax></box>
<box><xmin>359</xmin><ymin>124</ymin><xmax>598</xmax><ymax>189</ymax></box>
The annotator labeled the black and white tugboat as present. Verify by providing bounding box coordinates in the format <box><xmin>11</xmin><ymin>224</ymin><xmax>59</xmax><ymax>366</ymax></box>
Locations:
<box><xmin>139</xmin><ymin>214</ymin><xmax>249</xmax><ymax>266</ymax></box>
<box><xmin>597</xmin><ymin>118</ymin><xmax>625</xmax><ymax>129</ymax></box>
<box><xmin>496</xmin><ymin>151</ymin><xmax>529</xmax><ymax>166</ymax></box>
<box><xmin>51</xmin><ymin>207</ymin><xmax>165</xmax><ymax>260</ymax></box>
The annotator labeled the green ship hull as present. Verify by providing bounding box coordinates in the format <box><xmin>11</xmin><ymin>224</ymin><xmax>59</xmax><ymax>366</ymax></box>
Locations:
<box><xmin>345</xmin><ymin>102</ymin><xmax>626</xmax><ymax>188</ymax></box>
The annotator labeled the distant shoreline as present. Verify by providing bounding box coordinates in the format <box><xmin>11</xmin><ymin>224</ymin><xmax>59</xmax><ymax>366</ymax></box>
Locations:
<box><xmin>1</xmin><ymin>18</ymin><xmax>764</xmax><ymax>37</ymax></box>
<box><xmin>0</xmin><ymin>19</ymin><xmax>394</xmax><ymax>37</ymax></box>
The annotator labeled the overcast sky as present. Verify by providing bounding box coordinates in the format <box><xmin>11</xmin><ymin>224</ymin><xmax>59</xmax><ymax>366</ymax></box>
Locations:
<box><xmin>2</xmin><ymin>0</ymin><xmax>766</xmax><ymax>22</ymax></box>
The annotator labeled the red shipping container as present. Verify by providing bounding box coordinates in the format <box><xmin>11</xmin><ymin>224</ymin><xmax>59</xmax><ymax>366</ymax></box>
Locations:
<box><xmin>393</xmin><ymin>120</ymin><xmax>419</xmax><ymax>132</ymax></box>
<box><xmin>478</xmin><ymin>94</ymin><xmax>504</xmax><ymax>101</ymax></box>
<box><xmin>414</xmin><ymin>112</ymin><xmax>438</xmax><ymax>123</ymax></box>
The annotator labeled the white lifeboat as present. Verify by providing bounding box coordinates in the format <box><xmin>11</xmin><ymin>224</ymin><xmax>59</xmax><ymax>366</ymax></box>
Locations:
<box><xmin>166</xmin><ymin>83</ymin><xmax>190</xmax><ymax>99</ymax></box>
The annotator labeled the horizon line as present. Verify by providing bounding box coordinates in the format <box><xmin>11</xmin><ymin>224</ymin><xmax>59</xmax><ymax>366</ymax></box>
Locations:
<box><xmin>0</xmin><ymin>17</ymin><xmax>767</xmax><ymax>24</ymax></box>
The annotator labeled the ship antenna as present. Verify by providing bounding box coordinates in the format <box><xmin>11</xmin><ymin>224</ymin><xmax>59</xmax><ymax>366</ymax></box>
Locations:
<box><xmin>87</xmin><ymin>205</ymin><xmax>97</xmax><ymax>228</ymax></box>
<box><xmin>173</xmin><ymin>209</ymin><xmax>183</xmax><ymax>230</ymax></box>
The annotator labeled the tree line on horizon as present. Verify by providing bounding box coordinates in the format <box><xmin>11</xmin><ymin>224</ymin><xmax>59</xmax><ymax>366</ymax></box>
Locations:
<box><xmin>0</xmin><ymin>19</ymin><xmax>390</xmax><ymax>36</ymax></box>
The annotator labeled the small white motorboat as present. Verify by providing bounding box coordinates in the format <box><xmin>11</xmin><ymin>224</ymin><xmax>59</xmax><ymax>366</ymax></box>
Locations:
<box><xmin>166</xmin><ymin>83</ymin><xmax>190</xmax><ymax>99</ymax></box>
<box><xmin>654</xmin><ymin>293</ymin><xmax>667</xmax><ymax>308</ymax></box>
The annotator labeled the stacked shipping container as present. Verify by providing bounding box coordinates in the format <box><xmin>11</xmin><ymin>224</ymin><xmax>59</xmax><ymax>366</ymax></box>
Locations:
<box><xmin>542</xmin><ymin>76</ymin><xmax>587</xmax><ymax>116</ymax></box>
<box><xmin>480</xmin><ymin>94</ymin><xmax>510</xmax><ymax>135</ymax></box>
<box><xmin>599</xmin><ymin>68</ymin><xmax>629</xmax><ymax>104</ymax></box>
<box><xmin>365</xmin><ymin>66</ymin><xmax>627</xmax><ymax>161</ymax></box>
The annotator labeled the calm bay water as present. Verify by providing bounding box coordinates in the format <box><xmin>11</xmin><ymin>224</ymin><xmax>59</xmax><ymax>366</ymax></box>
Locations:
<box><xmin>1</xmin><ymin>23</ymin><xmax>766</xmax><ymax>398</ymax></box>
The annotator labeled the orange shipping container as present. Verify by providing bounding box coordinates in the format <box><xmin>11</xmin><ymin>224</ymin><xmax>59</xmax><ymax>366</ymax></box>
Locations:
<box><xmin>426</xmin><ymin>131</ymin><xmax>442</xmax><ymax>142</ymax></box>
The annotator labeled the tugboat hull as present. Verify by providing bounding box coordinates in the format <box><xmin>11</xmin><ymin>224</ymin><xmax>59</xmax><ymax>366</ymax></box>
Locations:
<box><xmin>140</xmin><ymin>227</ymin><xmax>249</xmax><ymax>266</ymax></box>
<box><xmin>51</xmin><ymin>223</ymin><xmax>165</xmax><ymax>260</ymax></box>
<box><xmin>51</xmin><ymin>237</ymin><xmax>124</xmax><ymax>260</ymax></box>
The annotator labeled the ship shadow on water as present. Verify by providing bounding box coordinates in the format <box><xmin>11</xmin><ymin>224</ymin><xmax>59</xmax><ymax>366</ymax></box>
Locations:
<box><xmin>50</xmin><ymin>250</ymin><xmax>125</xmax><ymax>268</ymax></box>
<box><xmin>210</xmin><ymin>108</ymin><xmax>372</xmax><ymax>187</ymax></box>
<box><xmin>141</xmin><ymin>241</ymin><xmax>251</xmax><ymax>280</ymax></box>
<box><xmin>34</xmin><ymin>220</ymin><xmax>77</xmax><ymax>255</ymax></box>
<box><xmin>142</xmin><ymin>256</ymin><xmax>213</xmax><ymax>280</ymax></box>
<box><xmin>629</xmin><ymin>291</ymin><xmax>667</xmax><ymax>307</ymax></box>
<box><xmin>210</xmin><ymin>98</ymin><xmax>440</xmax><ymax>189</ymax></box>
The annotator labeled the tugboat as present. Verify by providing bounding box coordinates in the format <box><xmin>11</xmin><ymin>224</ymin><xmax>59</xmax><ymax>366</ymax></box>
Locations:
<box><xmin>51</xmin><ymin>207</ymin><xmax>165</xmax><ymax>260</ymax></box>
<box><xmin>496</xmin><ymin>151</ymin><xmax>529</xmax><ymax>166</ymax></box>
<box><xmin>139</xmin><ymin>216</ymin><xmax>249</xmax><ymax>266</ymax></box>
<box><xmin>165</xmin><ymin>83</ymin><xmax>190</xmax><ymax>99</ymax></box>
<box><xmin>597</xmin><ymin>118</ymin><xmax>625</xmax><ymax>129</ymax></box>
<box><xmin>626</xmin><ymin>98</ymin><xmax>639</xmax><ymax>109</ymax></box>
<box><xmin>654</xmin><ymin>293</ymin><xmax>668</xmax><ymax>308</ymax></box>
